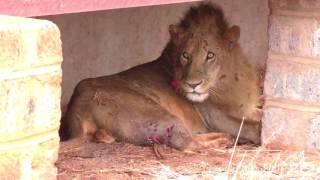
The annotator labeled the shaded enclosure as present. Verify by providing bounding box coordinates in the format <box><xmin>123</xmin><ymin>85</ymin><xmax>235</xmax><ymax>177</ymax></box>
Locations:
<box><xmin>0</xmin><ymin>0</ymin><xmax>319</xmax><ymax>179</ymax></box>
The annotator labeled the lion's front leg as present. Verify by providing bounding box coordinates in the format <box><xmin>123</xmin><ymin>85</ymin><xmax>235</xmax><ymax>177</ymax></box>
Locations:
<box><xmin>183</xmin><ymin>132</ymin><xmax>235</xmax><ymax>153</ymax></box>
<box><xmin>93</xmin><ymin>129</ymin><xmax>116</xmax><ymax>144</ymax></box>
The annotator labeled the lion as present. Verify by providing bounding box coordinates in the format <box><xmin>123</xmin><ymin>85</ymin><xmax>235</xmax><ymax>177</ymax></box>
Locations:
<box><xmin>60</xmin><ymin>3</ymin><xmax>263</xmax><ymax>155</ymax></box>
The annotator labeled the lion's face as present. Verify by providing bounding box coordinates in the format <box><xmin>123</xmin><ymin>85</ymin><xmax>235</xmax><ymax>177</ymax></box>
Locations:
<box><xmin>169</xmin><ymin>25</ymin><xmax>240</xmax><ymax>102</ymax></box>
<box><xmin>175</xmin><ymin>34</ymin><xmax>224</xmax><ymax>102</ymax></box>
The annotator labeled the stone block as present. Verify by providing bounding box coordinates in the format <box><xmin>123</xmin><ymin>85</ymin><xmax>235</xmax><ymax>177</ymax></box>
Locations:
<box><xmin>0</xmin><ymin>15</ymin><xmax>62</xmax><ymax>179</ymax></box>
<box><xmin>0</xmin><ymin>15</ymin><xmax>62</xmax><ymax>71</ymax></box>
<box><xmin>264</xmin><ymin>0</ymin><xmax>320</xmax><ymax>152</ymax></box>
<box><xmin>270</xmin><ymin>0</ymin><xmax>320</xmax><ymax>11</ymax></box>
<box><xmin>269</xmin><ymin>15</ymin><xmax>320</xmax><ymax>58</ymax></box>
<box><xmin>264</xmin><ymin>54</ymin><xmax>320</xmax><ymax>103</ymax></box>
<box><xmin>262</xmin><ymin>106</ymin><xmax>320</xmax><ymax>151</ymax></box>
<box><xmin>0</xmin><ymin>71</ymin><xmax>61</xmax><ymax>141</ymax></box>
<box><xmin>0</xmin><ymin>137</ymin><xmax>59</xmax><ymax>180</ymax></box>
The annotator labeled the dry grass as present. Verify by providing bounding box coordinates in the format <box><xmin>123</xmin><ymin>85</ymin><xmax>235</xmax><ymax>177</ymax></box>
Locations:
<box><xmin>57</xmin><ymin>142</ymin><xmax>320</xmax><ymax>179</ymax></box>
<box><xmin>223</xmin><ymin>147</ymin><xmax>320</xmax><ymax>179</ymax></box>
<box><xmin>57</xmin><ymin>119</ymin><xmax>320</xmax><ymax>179</ymax></box>
<box><xmin>225</xmin><ymin>117</ymin><xmax>320</xmax><ymax>179</ymax></box>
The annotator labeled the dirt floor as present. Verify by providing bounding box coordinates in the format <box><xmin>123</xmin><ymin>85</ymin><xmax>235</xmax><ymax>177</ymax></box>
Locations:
<box><xmin>56</xmin><ymin>141</ymin><xmax>320</xmax><ymax>179</ymax></box>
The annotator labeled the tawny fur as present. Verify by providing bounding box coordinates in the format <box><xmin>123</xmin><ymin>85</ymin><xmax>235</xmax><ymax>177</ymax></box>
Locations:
<box><xmin>60</xmin><ymin>2</ymin><xmax>263</xmax><ymax>151</ymax></box>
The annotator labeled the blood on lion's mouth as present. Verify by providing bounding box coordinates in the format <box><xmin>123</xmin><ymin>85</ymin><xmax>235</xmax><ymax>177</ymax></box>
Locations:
<box><xmin>186</xmin><ymin>92</ymin><xmax>209</xmax><ymax>102</ymax></box>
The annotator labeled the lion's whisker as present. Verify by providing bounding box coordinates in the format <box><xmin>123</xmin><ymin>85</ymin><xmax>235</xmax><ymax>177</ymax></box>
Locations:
<box><xmin>209</xmin><ymin>88</ymin><xmax>223</xmax><ymax>101</ymax></box>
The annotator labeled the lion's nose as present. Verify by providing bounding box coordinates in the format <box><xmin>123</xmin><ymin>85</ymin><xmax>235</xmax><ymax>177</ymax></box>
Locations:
<box><xmin>186</xmin><ymin>80</ymin><xmax>203</xmax><ymax>89</ymax></box>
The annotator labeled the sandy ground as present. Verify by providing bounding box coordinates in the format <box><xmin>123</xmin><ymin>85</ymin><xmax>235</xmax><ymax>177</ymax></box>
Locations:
<box><xmin>56</xmin><ymin>141</ymin><xmax>320</xmax><ymax>179</ymax></box>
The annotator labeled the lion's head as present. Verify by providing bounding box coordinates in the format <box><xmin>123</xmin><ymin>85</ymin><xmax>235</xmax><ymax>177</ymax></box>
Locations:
<box><xmin>168</xmin><ymin>3</ymin><xmax>241</xmax><ymax>103</ymax></box>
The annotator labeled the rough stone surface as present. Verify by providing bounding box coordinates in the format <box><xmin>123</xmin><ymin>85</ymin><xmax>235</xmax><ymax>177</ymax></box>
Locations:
<box><xmin>262</xmin><ymin>0</ymin><xmax>320</xmax><ymax>151</ymax></box>
<box><xmin>269</xmin><ymin>15</ymin><xmax>320</xmax><ymax>57</ymax></box>
<box><xmin>0</xmin><ymin>137</ymin><xmax>59</xmax><ymax>180</ymax></box>
<box><xmin>262</xmin><ymin>106</ymin><xmax>320</xmax><ymax>151</ymax></box>
<box><xmin>264</xmin><ymin>56</ymin><xmax>320</xmax><ymax>103</ymax></box>
<box><xmin>270</xmin><ymin>0</ymin><xmax>320</xmax><ymax>11</ymax></box>
<box><xmin>0</xmin><ymin>16</ymin><xmax>62</xmax><ymax>70</ymax></box>
<box><xmin>308</xmin><ymin>115</ymin><xmax>320</xmax><ymax>150</ymax></box>
<box><xmin>0</xmin><ymin>72</ymin><xmax>61</xmax><ymax>141</ymax></box>
<box><xmin>0</xmin><ymin>15</ymin><xmax>62</xmax><ymax>179</ymax></box>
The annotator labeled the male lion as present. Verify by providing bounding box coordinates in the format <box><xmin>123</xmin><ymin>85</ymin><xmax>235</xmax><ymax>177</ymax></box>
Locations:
<box><xmin>60</xmin><ymin>3</ymin><xmax>263</xmax><ymax>154</ymax></box>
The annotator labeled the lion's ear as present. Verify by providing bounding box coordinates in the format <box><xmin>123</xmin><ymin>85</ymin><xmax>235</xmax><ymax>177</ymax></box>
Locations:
<box><xmin>169</xmin><ymin>24</ymin><xmax>184</xmax><ymax>40</ymax></box>
<box><xmin>223</xmin><ymin>25</ymin><xmax>240</xmax><ymax>49</ymax></box>
<box><xmin>169</xmin><ymin>24</ymin><xmax>180</xmax><ymax>36</ymax></box>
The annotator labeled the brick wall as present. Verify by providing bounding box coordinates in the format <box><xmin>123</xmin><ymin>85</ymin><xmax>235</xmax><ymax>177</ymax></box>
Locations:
<box><xmin>0</xmin><ymin>15</ymin><xmax>62</xmax><ymax>179</ymax></box>
<box><xmin>262</xmin><ymin>0</ymin><xmax>320</xmax><ymax>151</ymax></box>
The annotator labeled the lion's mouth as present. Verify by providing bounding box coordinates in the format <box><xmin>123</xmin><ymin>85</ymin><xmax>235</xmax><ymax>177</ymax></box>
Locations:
<box><xmin>172</xmin><ymin>79</ymin><xmax>210</xmax><ymax>102</ymax></box>
<box><xmin>185</xmin><ymin>92</ymin><xmax>209</xmax><ymax>102</ymax></box>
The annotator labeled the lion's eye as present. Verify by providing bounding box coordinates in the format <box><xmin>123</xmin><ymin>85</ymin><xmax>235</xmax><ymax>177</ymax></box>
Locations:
<box><xmin>182</xmin><ymin>52</ymin><xmax>189</xmax><ymax>59</ymax></box>
<box><xmin>206</xmin><ymin>52</ymin><xmax>215</xmax><ymax>62</ymax></box>
<box><xmin>181</xmin><ymin>52</ymin><xmax>189</xmax><ymax>65</ymax></box>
